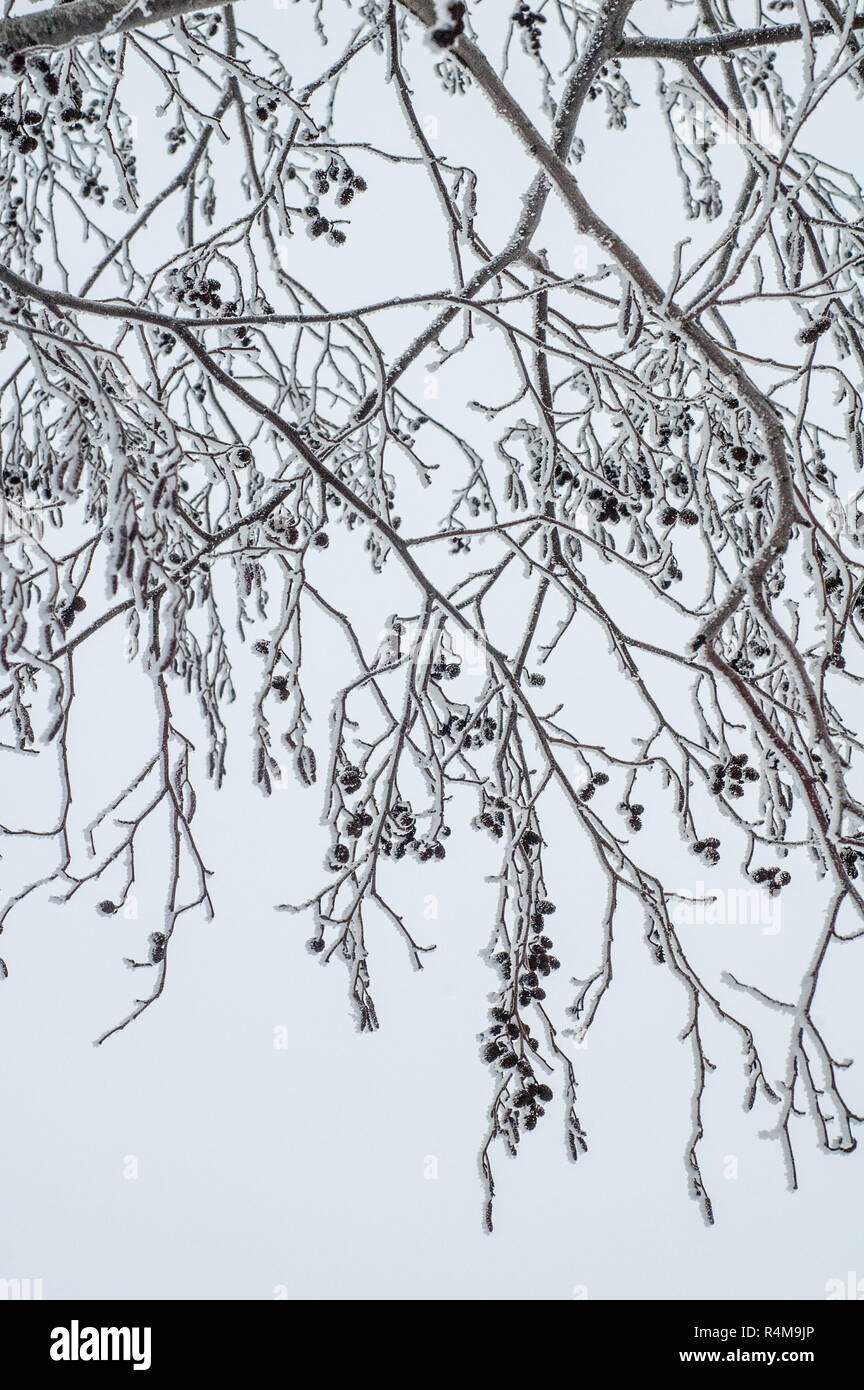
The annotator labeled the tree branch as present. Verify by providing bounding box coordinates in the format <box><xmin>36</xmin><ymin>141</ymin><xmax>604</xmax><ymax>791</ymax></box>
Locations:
<box><xmin>619</xmin><ymin>16</ymin><xmax>864</xmax><ymax>60</ymax></box>
<box><xmin>3</xmin><ymin>0</ymin><xmax>861</xmax><ymax>62</ymax></box>
<box><xmin>0</xmin><ymin>0</ymin><xmax>230</xmax><ymax>53</ymax></box>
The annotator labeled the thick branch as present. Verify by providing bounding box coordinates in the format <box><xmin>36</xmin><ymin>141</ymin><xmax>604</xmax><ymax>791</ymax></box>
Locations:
<box><xmin>0</xmin><ymin>0</ymin><xmax>229</xmax><ymax>52</ymax></box>
<box><xmin>619</xmin><ymin>16</ymin><xmax>864</xmax><ymax>60</ymax></box>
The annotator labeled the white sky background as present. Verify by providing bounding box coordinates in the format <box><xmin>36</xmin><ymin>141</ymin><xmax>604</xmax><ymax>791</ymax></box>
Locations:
<box><xmin>0</xmin><ymin>0</ymin><xmax>862</xmax><ymax>1298</ymax></box>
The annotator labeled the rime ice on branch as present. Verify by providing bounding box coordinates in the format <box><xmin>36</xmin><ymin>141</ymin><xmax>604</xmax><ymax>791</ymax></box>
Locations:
<box><xmin>0</xmin><ymin>0</ymin><xmax>863</xmax><ymax>1227</ymax></box>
